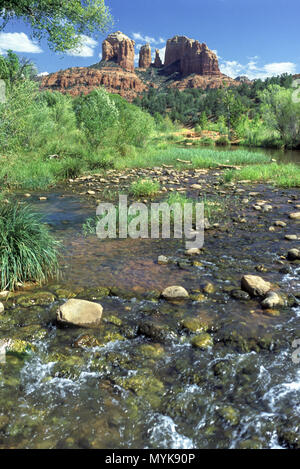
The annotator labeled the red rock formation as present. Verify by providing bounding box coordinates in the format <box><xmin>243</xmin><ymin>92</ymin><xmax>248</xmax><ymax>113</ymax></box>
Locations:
<box><xmin>41</xmin><ymin>66</ymin><xmax>147</xmax><ymax>101</ymax></box>
<box><xmin>102</xmin><ymin>31</ymin><xmax>135</xmax><ymax>72</ymax></box>
<box><xmin>170</xmin><ymin>74</ymin><xmax>238</xmax><ymax>91</ymax></box>
<box><xmin>139</xmin><ymin>44</ymin><xmax>152</xmax><ymax>69</ymax></box>
<box><xmin>164</xmin><ymin>36</ymin><xmax>220</xmax><ymax>77</ymax></box>
<box><xmin>154</xmin><ymin>49</ymin><xmax>163</xmax><ymax>68</ymax></box>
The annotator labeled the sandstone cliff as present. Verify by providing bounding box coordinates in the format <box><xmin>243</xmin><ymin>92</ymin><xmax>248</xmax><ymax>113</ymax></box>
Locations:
<box><xmin>102</xmin><ymin>31</ymin><xmax>135</xmax><ymax>72</ymax></box>
<box><xmin>139</xmin><ymin>44</ymin><xmax>152</xmax><ymax>69</ymax></box>
<box><xmin>164</xmin><ymin>35</ymin><xmax>220</xmax><ymax>77</ymax></box>
<box><xmin>154</xmin><ymin>49</ymin><xmax>163</xmax><ymax>68</ymax></box>
<box><xmin>41</xmin><ymin>66</ymin><xmax>147</xmax><ymax>101</ymax></box>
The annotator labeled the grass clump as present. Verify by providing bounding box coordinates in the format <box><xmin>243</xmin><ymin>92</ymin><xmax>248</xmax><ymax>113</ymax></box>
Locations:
<box><xmin>129</xmin><ymin>179</ymin><xmax>160</xmax><ymax>198</ymax></box>
<box><xmin>0</xmin><ymin>203</ymin><xmax>60</xmax><ymax>290</ymax></box>
<box><xmin>224</xmin><ymin>163</ymin><xmax>300</xmax><ymax>188</ymax></box>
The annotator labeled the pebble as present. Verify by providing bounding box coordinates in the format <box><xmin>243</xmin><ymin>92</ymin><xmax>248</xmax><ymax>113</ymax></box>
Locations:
<box><xmin>0</xmin><ymin>302</ymin><xmax>4</xmax><ymax>314</ymax></box>
<box><xmin>274</xmin><ymin>221</ymin><xmax>287</xmax><ymax>227</ymax></box>
<box><xmin>158</xmin><ymin>255</ymin><xmax>169</xmax><ymax>265</ymax></box>
<box><xmin>289</xmin><ymin>212</ymin><xmax>300</xmax><ymax>220</ymax></box>
<box><xmin>285</xmin><ymin>234</ymin><xmax>298</xmax><ymax>241</ymax></box>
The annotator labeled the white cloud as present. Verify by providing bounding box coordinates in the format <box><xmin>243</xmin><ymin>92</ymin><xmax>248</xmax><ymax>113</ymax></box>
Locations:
<box><xmin>132</xmin><ymin>33</ymin><xmax>165</xmax><ymax>45</ymax></box>
<box><xmin>67</xmin><ymin>35</ymin><xmax>98</xmax><ymax>57</ymax></box>
<box><xmin>37</xmin><ymin>72</ymin><xmax>49</xmax><ymax>77</ymax></box>
<box><xmin>220</xmin><ymin>57</ymin><xmax>297</xmax><ymax>80</ymax></box>
<box><xmin>0</xmin><ymin>32</ymin><xmax>42</xmax><ymax>54</ymax></box>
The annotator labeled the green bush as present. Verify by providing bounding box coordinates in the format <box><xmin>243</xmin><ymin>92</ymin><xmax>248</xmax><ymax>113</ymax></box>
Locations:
<box><xmin>0</xmin><ymin>203</ymin><xmax>60</xmax><ymax>290</ymax></box>
<box><xmin>129</xmin><ymin>179</ymin><xmax>160</xmax><ymax>198</ymax></box>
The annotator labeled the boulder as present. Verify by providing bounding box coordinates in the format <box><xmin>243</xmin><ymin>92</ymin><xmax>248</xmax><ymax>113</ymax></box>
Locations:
<box><xmin>287</xmin><ymin>248</ymin><xmax>300</xmax><ymax>261</ymax></box>
<box><xmin>261</xmin><ymin>291</ymin><xmax>284</xmax><ymax>309</ymax></box>
<box><xmin>57</xmin><ymin>299</ymin><xmax>103</xmax><ymax>328</ymax></box>
<box><xmin>241</xmin><ymin>275</ymin><xmax>272</xmax><ymax>297</ymax></box>
<box><xmin>161</xmin><ymin>286</ymin><xmax>189</xmax><ymax>300</ymax></box>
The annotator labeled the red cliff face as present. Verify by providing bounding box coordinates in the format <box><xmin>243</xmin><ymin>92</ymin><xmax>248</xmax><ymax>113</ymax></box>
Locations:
<box><xmin>139</xmin><ymin>44</ymin><xmax>152</xmax><ymax>69</ymax></box>
<box><xmin>154</xmin><ymin>49</ymin><xmax>163</xmax><ymax>68</ymax></box>
<box><xmin>102</xmin><ymin>31</ymin><xmax>135</xmax><ymax>72</ymax></box>
<box><xmin>164</xmin><ymin>36</ymin><xmax>220</xmax><ymax>77</ymax></box>
<box><xmin>41</xmin><ymin>66</ymin><xmax>147</xmax><ymax>101</ymax></box>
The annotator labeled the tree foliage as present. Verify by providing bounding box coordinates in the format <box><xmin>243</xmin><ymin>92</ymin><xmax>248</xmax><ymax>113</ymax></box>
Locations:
<box><xmin>1</xmin><ymin>0</ymin><xmax>112</xmax><ymax>52</ymax></box>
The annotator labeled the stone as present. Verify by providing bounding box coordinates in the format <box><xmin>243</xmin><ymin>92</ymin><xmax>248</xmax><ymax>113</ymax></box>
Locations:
<box><xmin>0</xmin><ymin>302</ymin><xmax>4</xmax><ymax>314</ymax></box>
<box><xmin>0</xmin><ymin>291</ymin><xmax>9</xmax><ymax>299</ymax></box>
<box><xmin>164</xmin><ymin>35</ymin><xmax>221</xmax><ymax>77</ymax></box>
<box><xmin>287</xmin><ymin>249</ymin><xmax>300</xmax><ymax>261</ymax></box>
<box><xmin>241</xmin><ymin>275</ymin><xmax>272</xmax><ymax>297</ymax></box>
<box><xmin>289</xmin><ymin>212</ymin><xmax>300</xmax><ymax>220</ymax></box>
<box><xmin>57</xmin><ymin>299</ymin><xmax>103</xmax><ymax>328</ymax></box>
<box><xmin>285</xmin><ymin>234</ymin><xmax>298</xmax><ymax>241</ymax></box>
<box><xmin>185</xmin><ymin>248</ymin><xmax>201</xmax><ymax>256</ymax></box>
<box><xmin>230</xmin><ymin>289</ymin><xmax>250</xmax><ymax>301</ymax></box>
<box><xmin>262</xmin><ymin>204</ymin><xmax>273</xmax><ymax>212</ymax></box>
<box><xmin>158</xmin><ymin>255</ymin><xmax>169</xmax><ymax>265</ymax></box>
<box><xmin>102</xmin><ymin>31</ymin><xmax>135</xmax><ymax>72</ymax></box>
<box><xmin>73</xmin><ymin>334</ymin><xmax>101</xmax><ymax>348</ymax></box>
<box><xmin>139</xmin><ymin>44</ymin><xmax>152</xmax><ymax>69</ymax></box>
<box><xmin>161</xmin><ymin>286</ymin><xmax>189</xmax><ymax>300</ymax></box>
<box><xmin>274</xmin><ymin>221</ymin><xmax>287</xmax><ymax>227</ymax></box>
<box><xmin>154</xmin><ymin>49</ymin><xmax>163</xmax><ymax>68</ymax></box>
<box><xmin>261</xmin><ymin>291</ymin><xmax>284</xmax><ymax>309</ymax></box>
<box><xmin>16</xmin><ymin>291</ymin><xmax>56</xmax><ymax>307</ymax></box>
<box><xmin>191</xmin><ymin>333</ymin><xmax>213</xmax><ymax>349</ymax></box>
<box><xmin>181</xmin><ymin>317</ymin><xmax>209</xmax><ymax>333</ymax></box>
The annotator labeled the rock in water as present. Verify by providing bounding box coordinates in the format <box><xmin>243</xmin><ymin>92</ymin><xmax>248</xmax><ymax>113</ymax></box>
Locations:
<box><xmin>287</xmin><ymin>249</ymin><xmax>300</xmax><ymax>261</ymax></box>
<box><xmin>57</xmin><ymin>299</ymin><xmax>103</xmax><ymax>328</ymax></box>
<box><xmin>241</xmin><ymin>275</ymin><xmax>272</xmax><ymax>297</ymax></box>
<box><xmin>289</xmin><ymin>212</ymin><xmax>300</xmax><ymax>220</ymax></box>
<box><xmin>261</xmin><ymin>292</ymin><xmax>284</xmax><ymax>309</ymax></box>
<box><xmin>161</xmin><ymin>286</ymin><xmax>189</xmax><ymax>300</ymax></box>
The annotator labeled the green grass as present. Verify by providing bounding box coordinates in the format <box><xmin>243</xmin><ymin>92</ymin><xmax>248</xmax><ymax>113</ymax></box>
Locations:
<box><xmin>129</xmin><ymin>179</ymin><xmax>161</xmax><ymax>198</ymax></box>
<box><xmin>0</xmin><ymin>203</ymin><xmax>60</xmax><ymax>291</ymax></box>
<box><xmin>114</xmin><ymin>147</ymin><xmax>270</xmax><ymax>170</ymax></box>
<box><xmin>224</xmin><ymin>163</ymin><xmax>300</xmax><ymax>188</ymax></box>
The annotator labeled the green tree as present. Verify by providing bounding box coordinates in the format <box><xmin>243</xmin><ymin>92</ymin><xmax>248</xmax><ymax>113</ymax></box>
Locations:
<box><xmin>73</xmin><ymin>88</ymin><xmax>119</xmax><ymax>147</ymax></box>
<box><xmin>0</xmin><ymin>50</ymin><xmax>37</xmax><ymax>87</ymax></box>
<box><xmin>1</xmin><ymin>1</ymin><xmax>112</xmax><ymax>52</ymax></box>
<box><xmin>259</xmin><ymin>85</ymin><xmax>300</xmax><ymax>148</ymax></box>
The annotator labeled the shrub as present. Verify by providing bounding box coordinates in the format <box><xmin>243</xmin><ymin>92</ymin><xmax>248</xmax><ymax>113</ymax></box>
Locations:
<box><xmin>216</xmin><ymin>136</ymin><xmax>230</xmax><ymax>146</ymax></box>
<box><xmin>0</xmin><ymin>203</ymin><xmax>60</xmax><ymax>290</ymax></box>
<box><xmin>129</xmin><ymin>179</ymin><xmax>160</xmax><ymax>198</ymax></box>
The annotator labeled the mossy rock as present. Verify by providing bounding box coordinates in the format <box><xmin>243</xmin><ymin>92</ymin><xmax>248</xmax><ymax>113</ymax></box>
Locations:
<box><xmin>114</xmin><ymin>372</ymin><xmax>164</xmax><ymax>409</ymax></box>
<box><xmin>6</xmin><ymin>339</ymin><xmax>35</xmax><ymax>358</ymax></box>
<box><xmin>10</xmin><ymin>325</ymin><xmax>47</xmax><ymax>343</ymax></box>
<box><xmin>54</xmin><ymin>288</ymin><xmax>78</xmax><ymax>300</ymax></box>
<box><xmin>15</xmin><ymin>291</ymin><xmax>56</xmax><ymax>307</ymax></box>
<box><xmin>100</xmin><ymin>331</ymin><xmax>126</xmax><ymax>345</ymax></box>
<box><xmin>217</xmin><ymin>406</ymin><xmax>240</xmax><ymax>426</ymax></box>
<box><xmin>201</xmin><ymin>282</ymin><xmax>216</xmax><ymax>295</ymax></box>
<box><xmin>78</xmin><ymin>287</ymin><xmax>110</xmax><ymax>301</ymax></box>
<box><xmin>237</xmin><ymin>439</ymin><xmax>264</xmax><ymax>449</ymax></box>
<box><xmin>103</xmin><ymin>314</ymin><xmax>123</xmax><ymax>327</ymax></box>
<box><xmin>73</xmin><ymin>334</ymin><xmax>101</xmax><ymax>348</ymax></box>
<box><xmin>181</xmin><ymin>317</ymin><xmax>210</xmax><ymax>334</ymax></box>
<box><xmin>191</xmin><ymin>333</ymin><xmax>213</xmax><ymax>349</ymax></box>
<box><xmin>190</xmin><ymin>293</ymin><xmax>206</xmax><ymax>302</ymax></box>
<box><xmin>137</xmin><ymin>343</ymin><xmax>165</xmax><ymax>359</ymax></box>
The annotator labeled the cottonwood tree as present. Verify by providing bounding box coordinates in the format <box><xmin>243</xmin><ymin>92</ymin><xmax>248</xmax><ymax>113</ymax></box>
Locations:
<box><xmin>259</xmin><ymin>85</ymin><xmax>300</xmax><ymax>148</ymax></box>
<box><xmin>1</xmin><ymin>0</ymin><xmax>112</xmax><ymax>52</ymax></box>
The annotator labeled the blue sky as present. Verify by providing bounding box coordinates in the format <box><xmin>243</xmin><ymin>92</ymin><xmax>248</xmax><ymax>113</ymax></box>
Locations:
<box><xmin>0</xmin><ymin>0</ymin><xmax>299</xmax><ymax>79</ymax></box>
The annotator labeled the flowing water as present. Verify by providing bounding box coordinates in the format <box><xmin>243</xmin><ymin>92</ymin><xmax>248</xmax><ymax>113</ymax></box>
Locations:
<box><xmin>0</xmin><ymin>153</ymin><xmax>299</xmax><ymax>449</ymax></box>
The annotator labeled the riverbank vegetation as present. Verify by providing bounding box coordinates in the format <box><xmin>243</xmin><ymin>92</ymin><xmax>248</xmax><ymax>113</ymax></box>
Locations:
<box><xmin>0</xmin><ymin>204</ymin><xmax>60</xmax><ymax>291</ymax></box>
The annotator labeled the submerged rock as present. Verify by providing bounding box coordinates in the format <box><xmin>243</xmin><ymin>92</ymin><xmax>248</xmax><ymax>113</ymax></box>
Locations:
<box><xmin>261</xmin><ymin>291</ymin><xmax>284</xmax><ymax>309</ymax></box>
<box><xmin>15</xmin><ymin>291</ymin><xmax>56</xmax><ymax>307</ymax></box>
<box><xmin>191</xmin><ymin>333</ymin><xmax>213</xmax><ymax>349</ymax></box>
<box><xmin>57</xmin><ymin>299</ymin><xmax>103</xmax><ymax>328</ymax></box>
<box><xmin>241</xmin><ymin>275</ymin><xmax>272</xmax><ymax>297</ymax></box>
<box><xmin>161</xmin><ymin>286</ymin><xmax>189</xmax><ymax>300</ymax></box>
